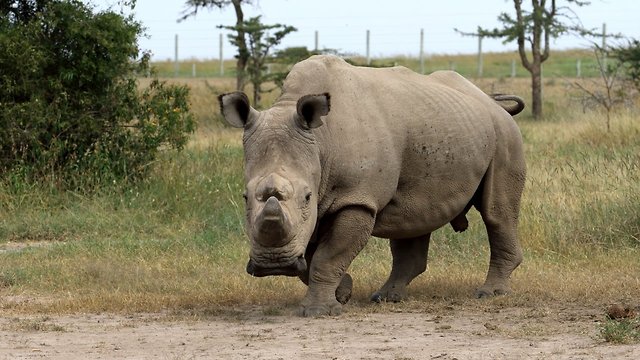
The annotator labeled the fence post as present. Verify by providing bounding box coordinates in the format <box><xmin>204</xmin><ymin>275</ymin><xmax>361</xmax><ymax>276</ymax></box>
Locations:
<box><xmin>174</xmin><ymin>34</ymin><xmax>179</xmax><ymax>77</ymax></box>
<box><xmin>477</xmin><ymin>35</ymin><xmax>483</xmax><ymax>77</ymax></box>
<box><xmin>219</xmin><ymin>33</ymin><xmax>224</xmax><ymax>76</ymax></box>
<box><xmin>315</xmin><ymin>30</ymin><xmax>319</xmax><ymax>52</ymax></box>
<box><xmin>576</xmin><ymin>59</ymin><xmax>581</xmax><ymax>78</ymax></box>
<box><xmin>366</xmin><ymin>30</ymin><xmax>371</xmax><ymax>65</ymax></box>
<box><xmin>419</xmin><ymin>28</ymin><xmax>425</xmax><ymax>74</ymax></box>
<box><xmin>511</xmin><ymin>59</ymin><xmax>516</xmax><ymax>78</ymax></box>
<box><xmin>192</xmin><ymin>63</ymin><xmax>196</xmax><ymax>77</ymax></box>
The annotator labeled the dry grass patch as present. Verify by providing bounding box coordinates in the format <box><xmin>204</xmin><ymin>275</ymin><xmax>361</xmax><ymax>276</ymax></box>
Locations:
<box><xmin>1</xmin><ymin>78</ymin><xmax>639</xmax><ymax>318</ymax></box>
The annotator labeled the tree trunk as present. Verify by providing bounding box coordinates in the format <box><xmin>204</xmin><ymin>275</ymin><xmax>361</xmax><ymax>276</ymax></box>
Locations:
<box><xmin>252</xmin><ymin>79</ymin><xmax>261</xmax><ymax>107</ymax></box>
<box><xmin>530</xmin><ymin>65</ymin><xmax>543</xmax><ymax>119</ymax></box>
<box><xmin>232</xmin><ymin>0</ymin><xmax>248</xmax><ymax>91</ymax></box>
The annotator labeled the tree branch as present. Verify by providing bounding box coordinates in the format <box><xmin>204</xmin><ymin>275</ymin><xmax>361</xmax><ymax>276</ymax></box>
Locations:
<box><xmin>514</xmin><ymin>0</ymin><xmax>532</xmax><ymax>71</ymax></box>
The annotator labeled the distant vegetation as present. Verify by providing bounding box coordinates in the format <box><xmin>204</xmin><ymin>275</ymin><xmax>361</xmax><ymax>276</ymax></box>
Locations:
<box><xmin>150</xmin><ymin>49</ymin><xmax>603</xmax><ymax>79</ymax></box>
<box><xmin>0</xmin><ymin>0</ymin><xmax>195</xmax><ymax>188</ymax></box>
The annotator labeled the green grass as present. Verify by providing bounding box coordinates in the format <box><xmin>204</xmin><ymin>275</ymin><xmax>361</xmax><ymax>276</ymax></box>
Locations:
<box><xmin>600</xmin><ymin>318</ymin><xmax>640</xmax><ymax>344</ymax></box>
<box><xmin>151</xmin><ymin>48</ymin><xmax>603</xmax><ymax>79</ymax></box>
<box><xmin>1</xmin><ymin>75</ymin><xmax>639</xmax><ymax>314</ymax></box>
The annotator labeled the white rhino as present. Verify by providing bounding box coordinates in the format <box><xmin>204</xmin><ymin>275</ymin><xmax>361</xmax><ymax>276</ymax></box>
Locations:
<box><xmin>219</xmin><ymin>55</ymin><xmax>526</xmax><ymax>317</ymax></box>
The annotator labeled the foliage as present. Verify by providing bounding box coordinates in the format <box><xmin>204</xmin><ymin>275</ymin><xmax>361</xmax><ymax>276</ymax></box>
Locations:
<box><xmin>568</xmin><ymin>45</ymin><xmax>637</xmax><ymax>131</ymax></box>
<box><xmin>268</xmin><ymin>47</ymin><xmax>317</xmax><ymax>89</ymax></box>
<box><xmin>612</xmin><ymin>39</ymin><xmax>640</xmax><ymax>91</ymax></box>
<box><xmin>179</xmin><ymin>0</ymin><xmax>251</xmax><ymax>21</ymax></box>
<box><xmin>219</xmin><ymin>16</ymin><xmax>296</xmax><ymax>107</ymax></box>
<box><xmin>466</xmin><ymin>0</ymin><xmax>594</xmax><ymax>119</ymax></box>
<box><xmin>267</xmin><ymin>47</ymin><xmax>342</xmax><ymax>90</ymax></box>
<box><xmin>600</xmin><ymin>318</ymin><xmax>640</xmax><ymax>344</ymax></box>
<box><xmin>0</xmin><ymin>0</ymin><xmax>194</xmax><ymax>187</ymax></box>
<box><xmin>180</xmin><ymin>0</ymin><xmax>252</xmax><ymax>91</ymax></box>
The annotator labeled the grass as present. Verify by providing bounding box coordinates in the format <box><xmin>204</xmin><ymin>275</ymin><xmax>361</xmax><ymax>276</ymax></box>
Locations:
<box><xmin>600</xmin><ymin>318</ymin><xmax>640</xmax><ymax>344</ymax></box>
<box><xmin>1</xmin><ymin>66</ymin><xmax>639</xmax><ymax>316</ymax></box>
<box><xmin>152</xmin><ymin>48</ymin><xmax>603</xmax><ymax>79</ymax></box>
<box><xmin>2</xmin><ymin>317</ymin><xmax>67</xmax><ymax>332</ymax></box>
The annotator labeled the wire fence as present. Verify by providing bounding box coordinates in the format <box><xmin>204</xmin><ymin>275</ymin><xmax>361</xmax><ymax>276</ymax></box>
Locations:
<box><xmin>151</xmin><ymin>52</ymin><xmax>605</xmax><ymax>79</ymax></box>
<box><xmin>150</xmin><ymin>28</ymin><xmax>610</xmax><ymax>79</ymax></box>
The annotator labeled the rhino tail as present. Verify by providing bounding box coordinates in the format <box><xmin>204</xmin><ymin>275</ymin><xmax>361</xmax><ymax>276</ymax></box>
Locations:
<box><xmin>490</xmin><ymin>94</ymin><xmax>525</xmax><ymax>116</ymax></box>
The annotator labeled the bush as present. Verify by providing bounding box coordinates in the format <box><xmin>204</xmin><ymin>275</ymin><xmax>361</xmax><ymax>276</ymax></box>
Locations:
<box><xmin>613</xmin><ymin>39</ymin><xmax>640</xmax><ymax>92</ymax></box>
<box><xmin>0</xmin><ymin>0</ymin><xmax>195</xmax><ymax>187</ymax></box>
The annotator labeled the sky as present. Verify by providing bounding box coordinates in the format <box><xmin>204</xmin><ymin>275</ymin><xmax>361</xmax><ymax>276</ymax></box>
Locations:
<box><xmin>91</xmin><ymin>0</ymin><xmax>640</xmax><ymax>61</ymax></box>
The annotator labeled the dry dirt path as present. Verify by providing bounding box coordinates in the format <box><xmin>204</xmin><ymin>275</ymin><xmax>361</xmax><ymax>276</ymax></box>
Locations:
<box><xmin>2</xmin><ymin>304</ymin><xmax>639</xmax><ymax>359</ymax></box>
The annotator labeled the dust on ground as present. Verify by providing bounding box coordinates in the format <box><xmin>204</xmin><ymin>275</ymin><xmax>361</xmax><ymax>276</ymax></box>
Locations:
<box><xmin>1</xmin><ymin>301</ymin><xmax>638</xmax><ymax>360</ymax></box>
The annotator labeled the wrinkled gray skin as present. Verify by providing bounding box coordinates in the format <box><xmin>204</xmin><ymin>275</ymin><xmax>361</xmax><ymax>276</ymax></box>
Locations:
<box><xmin>219</xmin><ymin>55</ymin><xmax>526</xmax><ymax>317</ymax></box>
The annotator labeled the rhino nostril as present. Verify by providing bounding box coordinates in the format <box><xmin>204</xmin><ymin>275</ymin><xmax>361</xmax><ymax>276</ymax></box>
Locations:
<box><xmin>256</xmin><ymin>173</ymin><xmax>293</xmax><ymax>202</ymax></box>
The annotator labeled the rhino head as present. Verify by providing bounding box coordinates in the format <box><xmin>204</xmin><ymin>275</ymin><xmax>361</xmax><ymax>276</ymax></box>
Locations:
<box><xmin>218</xmin><ymin>91</ymin><xmax>330</xmax><ymax>277</ymax></box>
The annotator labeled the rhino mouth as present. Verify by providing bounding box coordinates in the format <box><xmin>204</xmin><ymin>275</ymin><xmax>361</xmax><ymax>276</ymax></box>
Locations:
<box><xmin>246</xmin><ymin>257</ymin><xmax>307</xmax><ymax>277</ymax></box>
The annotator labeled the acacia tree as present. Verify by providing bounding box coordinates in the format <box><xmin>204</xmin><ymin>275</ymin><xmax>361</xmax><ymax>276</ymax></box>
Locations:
<box><xmin>181</xmin><ymin>0</ymin><xmax>252</xmax><ymax>91</ymax></box>
<box><xmin>472</xmin><ymin>0</ymin><xmax>593</xmax><ymax>119</ymax></box>
<box><xmin>220</xmin><ymin>16</ymin><xmax>296</xmax><ymax>107</ymax></box>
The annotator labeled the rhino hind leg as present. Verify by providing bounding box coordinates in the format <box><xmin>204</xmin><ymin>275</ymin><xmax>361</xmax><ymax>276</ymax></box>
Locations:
<box><xmin>475</xmin><ymin>159</ymin><xmax>525</xmax><ymax>298</ymax></box>
<box><xmin>371</xmin><ymin>234</ymin><xmax>431</xmax><ymax>303</ymax></box>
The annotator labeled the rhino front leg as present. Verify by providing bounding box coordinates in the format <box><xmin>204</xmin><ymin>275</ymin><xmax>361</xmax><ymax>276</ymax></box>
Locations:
<box><xmin>371</xmin><ymin>234</ymin><xmax>431</xmax><ymax>303</ymax></box>
<box><xmin>299</xmin><ymin>206</ymin><xmax>374</xmax><ymax>317</ymax></box>
<box><xmin>299</xmin><ymin>242</ymin><xmax>354</xmax><ymax>305</ymax></box>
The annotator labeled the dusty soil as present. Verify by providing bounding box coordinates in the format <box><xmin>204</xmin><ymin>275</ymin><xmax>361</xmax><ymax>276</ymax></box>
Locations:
<box><xmin>1</xmin><ymin>303</ymin><xmax>638</xmax><ymax>360</ymax></box>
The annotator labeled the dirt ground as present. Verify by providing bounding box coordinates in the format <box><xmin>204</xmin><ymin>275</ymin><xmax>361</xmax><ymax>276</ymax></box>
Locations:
<box><xmin>1</xmin><ymin>302</ymin><xmax>639</xmax><ymax>360</ymax></box>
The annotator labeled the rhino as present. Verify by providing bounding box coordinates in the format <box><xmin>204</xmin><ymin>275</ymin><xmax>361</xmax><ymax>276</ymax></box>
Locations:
<box><xmin>218</xmin><ymin>55</ymin><xmax>526</xmax><ymax>317</ymax></box>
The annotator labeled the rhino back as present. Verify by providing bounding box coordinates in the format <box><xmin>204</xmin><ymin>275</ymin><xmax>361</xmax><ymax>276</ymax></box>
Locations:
<box><xmin>280</xmin><ymin>56</ymin><xmax>511</xmax><ymax>237</ymax></box>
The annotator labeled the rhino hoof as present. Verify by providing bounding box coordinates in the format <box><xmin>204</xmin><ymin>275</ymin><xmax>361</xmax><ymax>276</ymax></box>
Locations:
<box><xmin>475</xmin><ymin>286</ymin><xmax>509</xmax><ymax>298</ymax></box>
<box><xmin>370</xmin><ymin>293</ymin><xmax>383</xmax><ymax>303</ymax></box>
<box><xmin>335</xmin><ymin>273</ymin><xmax>353</xmax><ymax>305</ymax></box>
<box><xmin>371</xmin><ymin>286</ymin><xmax>407</xmax><ymax>303</ymax></box>
<box><xmin>299</xmin><ymin>302</ymin><xmax>342</xmax><ymax>317</ymax></box>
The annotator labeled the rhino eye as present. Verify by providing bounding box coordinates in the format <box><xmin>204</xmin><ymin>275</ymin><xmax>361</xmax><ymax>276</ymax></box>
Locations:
<box><xmin>304</xmin><ymin>192</ymin><xmax>312</xmax><ymax>203</ymax></box>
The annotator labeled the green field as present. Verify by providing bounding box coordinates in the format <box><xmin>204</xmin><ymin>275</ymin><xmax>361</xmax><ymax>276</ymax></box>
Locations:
<box><xmin>151</xmin><ymin>49</ymin><xmax>603</xmax><ymax>79</ymax></box>
<box><xmin>1</xmin><ymin>63</ymin><xmax>639</xmax><ymax>316</ymax></box>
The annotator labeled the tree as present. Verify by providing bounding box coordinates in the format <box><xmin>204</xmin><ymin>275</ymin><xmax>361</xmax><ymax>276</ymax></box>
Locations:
<box><xmin>468</xmin><ymin>0</ymin><xmax>593</xmax><ymax>119</ymax></box>
<box><xmin>569</xmin><ymin>45</ymin><xmax>633</xmax><ymax>131</ymax></box>
<box><xmin>612</xmin><ymin>38</ymin><xmax>640</xmax><ymax>92</ymax></box>
<box><xmin>0</xmin><ymin>0</ymin><xmax>195</xmax><ymax>187</ymax></box>
<box><xmin>181</xmin><ymin>0</ymin><xmax>252</xmax><ymax>91</ymax></box>
<box><xmin>219</xmin><ymin>16</ymin><xmax>296</xmax><ymax>107</ymax></box>
<box><xmin>269</xmin><ymin>47</ymin><xmax>327</xmax><ymax>90</ymax></box>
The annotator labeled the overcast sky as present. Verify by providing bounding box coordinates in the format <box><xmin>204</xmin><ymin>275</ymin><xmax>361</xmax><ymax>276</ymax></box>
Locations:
<box><xmin>92</xmin><ymin>0</ymin><xmax>639</xmax><ymax>61</ymax></box>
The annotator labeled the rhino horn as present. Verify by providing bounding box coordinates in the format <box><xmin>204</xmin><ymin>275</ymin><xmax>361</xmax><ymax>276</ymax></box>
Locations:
<box><xmin>254</xmin><ymin>196</ymin><xmax>291</xmax><ymax>247</ymax></box>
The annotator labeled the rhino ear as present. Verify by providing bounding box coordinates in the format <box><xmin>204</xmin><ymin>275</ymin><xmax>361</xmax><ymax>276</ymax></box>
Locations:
<box><xmin>218</xmin><ymin>92</ymin><xmax>258</xmax><ymax>128</ymax></box>
<box><xmin>296</xmin><ymin>93</ymin><xmax>330</xmax><ymax>129</ymax></box>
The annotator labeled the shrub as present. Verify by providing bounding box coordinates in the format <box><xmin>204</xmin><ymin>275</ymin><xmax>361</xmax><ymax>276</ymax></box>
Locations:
<box><xmin>613</xmin><ymin>39</ymin><xmax>640</xmax><ymax>92</ymax></box>
<box><xmin>0</xmin><ymin>0</ymin><xmax>195</xmax><ymax>187</ymax></box>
